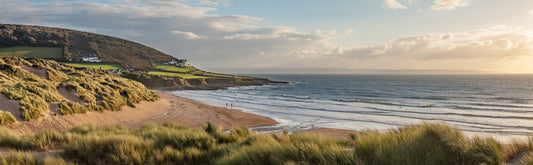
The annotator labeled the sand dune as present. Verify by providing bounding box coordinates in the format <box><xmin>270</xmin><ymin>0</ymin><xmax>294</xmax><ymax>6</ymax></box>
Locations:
<box><xmin>0</xmin><ymin>94</ymin><xmax>21</xmax><ymax>121</ymax></box>
<box><xmin>7</xmin><ymin>90</ymin><xmax>277</xmax><ymax>134</ymax></box>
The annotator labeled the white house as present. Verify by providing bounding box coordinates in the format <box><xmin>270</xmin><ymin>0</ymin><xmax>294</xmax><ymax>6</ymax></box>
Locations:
<box><xmin>176</xmin><ymin>59</ymin><xmax>189</xmax><ymax>67</ymax></box>
<box><xmin>82</xmin><ymin>54</ymin><xmax>101</xmax><ymax>62</ymax></box>
<box><xmin>164</xmin><ymin>59</ymin><xmax>190</xmax><ymax>67</ymax></box>
<box><xmin>166</xmin><ymin>60</ymin><xmax>177</xmax><ymax>65</ymax></box>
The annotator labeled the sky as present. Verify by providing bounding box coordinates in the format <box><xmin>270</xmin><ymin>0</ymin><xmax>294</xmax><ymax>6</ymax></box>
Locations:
<box><xmin>1</xmin><ymin>0</ymin><xmax>533</xmax><ymax>74</ymax></box>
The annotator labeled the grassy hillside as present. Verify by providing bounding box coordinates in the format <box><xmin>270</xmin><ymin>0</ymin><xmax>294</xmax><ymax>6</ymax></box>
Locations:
<box><xmin>0</xmin><ymin>24</ymin><xmax>175</xmax><ymax>69</ymax></box>
<box><xmin>0</xmin><ymin>122</ymin><xmax>523</xmax><ymax>164</ymax></box>
<box><xmin>0</xmin><ymin>46</ymin><xmax>63</xmax><ymax>59</ymax></box>
<box><xmin>155</xmin><ymin>64</ymin><xmax>198</xmax><ymax>73</ymax></box>
<box><xmin>0</xmin><ymin>57</ymin><xmax>158</xmax><ymax>122</ymax></box>
<box><xmin>0</xmin><ymin>24</ymin><xmax>280</xmax><ymax>88</ymax></box>
<box><xmin>59</xmin><ymin>62</ymin><xmax>124</xmax><ymax>70</ymax></box>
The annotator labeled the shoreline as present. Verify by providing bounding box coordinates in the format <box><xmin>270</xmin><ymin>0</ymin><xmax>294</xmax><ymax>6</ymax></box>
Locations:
<box><xmin>5</xmin><ymin>90</ymin><xmax>278</xmax><ymax>134</ymax></box>
<box><xmin>149</xmin><ymin>81</ymin><xmax>288</xmax><ymax>91</ymax></box>
<box><xmin>4</xmin><ymin>89</ymin><xmax>358</xmax><ymax>138</ymax></box>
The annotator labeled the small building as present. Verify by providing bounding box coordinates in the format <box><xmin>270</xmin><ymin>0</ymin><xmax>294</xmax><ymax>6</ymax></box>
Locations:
<box><xmin>164</xmin><ymin>59</ymin><xmax>190</xmax><ymax>67</ymax></box>
<box><xmin>106</xmin><ymin>69</ymin><xmax>122</xmax><ymax>74</ymax></box>
<box><xmin>82</xmin><ymin>54</ymin><xmax>101</xmax><ymax>63</ymax></box>
<box><xmin>176</xmin><ymin>59</ymin><xmax>189</xmax><ymax>67</ymax></box>
<box><xmin>167</xmin><ymin>60</ymin><xmax>177</xmax><ymax>65</ymax></box>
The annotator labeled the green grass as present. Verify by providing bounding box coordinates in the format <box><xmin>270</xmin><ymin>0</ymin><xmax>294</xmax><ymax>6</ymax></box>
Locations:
<box><xmin>147</xmin><ymin>71</ymin><xmax>209</xmax><ymax>79</ymax></box>
<box><xmin>155</xmin><ymin>64</ymin><xmax>197</xmax><ymax>73</ymax></box>
<box><xmin>60</xmin><ymin>63</ymin><xmax>123</xmax><ymax>70</ymax></box>
<box><xmin>0</xmin><ymin>122</ymin><xmax>515</xmax><ymax>164</ymax></box>
<box><xmin>0</xmin><ymin>46</ymin><xmax>63</xmax><ymax>59</ymax></box>
<box><xmin>203</xmin><ymin>73</ymin><xmax>241</xmax><ymax>78</ymax></box>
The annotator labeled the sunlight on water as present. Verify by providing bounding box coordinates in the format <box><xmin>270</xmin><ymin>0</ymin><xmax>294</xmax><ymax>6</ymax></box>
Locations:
<box><xmin>170</xmin><ymin>74</ymin><xmax>533</xmax><ymax>142</ymax></box>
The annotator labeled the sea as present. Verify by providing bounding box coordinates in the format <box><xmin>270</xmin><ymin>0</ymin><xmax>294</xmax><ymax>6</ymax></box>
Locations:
<box><xmin>169</xmin><ymin>74</ymin><xmax>533</xmax><ymax>142</ymax></box>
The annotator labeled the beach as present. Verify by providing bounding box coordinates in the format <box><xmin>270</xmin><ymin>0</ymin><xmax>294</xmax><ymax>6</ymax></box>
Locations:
<box><xmin>7</xmin><ymin>90</ymin><xmax>279</xmax><ymax>134</ymax></box>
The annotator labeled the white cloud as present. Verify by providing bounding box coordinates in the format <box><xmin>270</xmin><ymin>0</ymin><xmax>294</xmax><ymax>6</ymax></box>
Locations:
<box><xmin>338</xmin><ymin>27</ymin><xmax>533</xmax><ymax>71</ymax></box>
<box><xmin>171</xmin><ymin>30</ymin><xmax>203</xmax><ymax>39</ymax></box>
<box><xmin>431</xmin><ymin>0</ymin><xmax>467</xmax><ymax>10</ymax></box>
<box><xmin>530</xmin><ymin>9</ymin><xmax>533</xmax><ymax>16</ymax></box>
<box><xmin>1</xmin><ymin>1</ymin><xmax>533</xmax><ymax>73</ymax></box>
<box><xmin>382</xmin><ymin>0</ymin><xmax>407</xmax><ymax>10</ymax></box>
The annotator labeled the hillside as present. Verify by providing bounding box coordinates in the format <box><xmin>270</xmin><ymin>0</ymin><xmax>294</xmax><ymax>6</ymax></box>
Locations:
<box><xmin>0</xmin><ymin>24</ymin><xmax>281</xmax><ymax>88</ymax></box>
<box><xmin>0</xmin><ymin>24</ymin><xmax>174</xmax><ymax>69</ymax></box>
<box><xmin>0</xmin><ymin>57</ymin><xmax>158</xmax><ymax>123</ymax></box>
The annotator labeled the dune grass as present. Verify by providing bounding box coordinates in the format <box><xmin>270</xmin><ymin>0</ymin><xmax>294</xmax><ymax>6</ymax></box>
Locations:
<box><xmin>60</xmin><ymin>62</ymin><xmax>124</xmax><ymax>70</ymax></box>
<box><xmin>0</xmin><ymin>122</ymin><xmax>517</xmax><ymax>164</ymax></box>
<box><xmin>0</xmin><ymin>111</ymin><xmax>16</xmax><ymax>126</ymax></box>
<box><xmin>0</xmin><ymin>46</ymin><xmax>63</xmax><ymax>59</ymax></box>
<box><xmin>0</xmin><ymin>57</ymin><xmax>158</xmax><ymax>121</ymax></box>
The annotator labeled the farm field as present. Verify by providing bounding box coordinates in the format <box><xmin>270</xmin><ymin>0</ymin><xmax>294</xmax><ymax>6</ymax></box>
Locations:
<box><xmin>0</xmin><ymin>46</ymin><xmax>63</xmax><ymax>58</ymax></box>
<box><xmin>155</xmin><ymin>64</ymin><xmax>197</xmax><ymax>73</ymax></box>
<box><xmin>148</xmin><ymin>71</ymin><xmax>209</xmax><ymax>79</ymax></box>
<box><xmin>61</xmin><ymin>62</ymin><xmax>124</xmax><ymax>70</ymax></box>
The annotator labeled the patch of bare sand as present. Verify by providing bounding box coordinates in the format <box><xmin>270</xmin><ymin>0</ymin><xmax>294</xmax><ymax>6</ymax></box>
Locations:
<box><xmin>0</xmin><ymin>94</ymin><xmax>22</xmax><ymax>121</ymax></box>
<box><xmin>57</xmin><ymin>87</ymin><xmax>82</xmax><ymax>103</ymax></box>
<box><xmin>7</xmin><ymin>90</ymin><xmax>278</xmax><ymax>134</ymax></box>
<box><xmin>20</xmin><ymin>65</ymin><xmax>48</xmax><ymax>79</ymax></box>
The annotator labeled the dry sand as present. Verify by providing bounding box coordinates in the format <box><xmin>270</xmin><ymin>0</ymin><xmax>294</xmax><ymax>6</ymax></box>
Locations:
<box><xmin>3</xmin><ymin>90</ymin><xmax>355</xmax><ymax>138</ymax></box>
<box><xmin>0</xmin><ymin>94</ymin><xmax>22</xmax><ymax>121</ymax></box>
<box><xmin>20</xmin><ymin>65</ymin><xmax>48</xmax><ymax>79</ymax></box>
<box><xmin>6</xmin><ymin>90</ymin><xmax>278</xmax><ymax>134</ymax></box>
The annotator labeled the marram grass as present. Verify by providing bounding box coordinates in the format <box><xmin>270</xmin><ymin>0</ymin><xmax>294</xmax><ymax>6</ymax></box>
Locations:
<box><xmin>0</xmin><ymin>122</ymin><xmax>521</xmax><ymax>165</ymax></box>
<box><xmin>0</xmin><ymin>57</ymin><xmax>159</xmax><ymax>121</ymax></box>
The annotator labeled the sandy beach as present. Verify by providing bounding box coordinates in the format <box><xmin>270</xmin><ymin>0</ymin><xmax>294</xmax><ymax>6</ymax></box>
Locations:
<box><xmin>6</xmin><ymin>90</ymin><xmax>278</xmax><ymax>134</ymax></box>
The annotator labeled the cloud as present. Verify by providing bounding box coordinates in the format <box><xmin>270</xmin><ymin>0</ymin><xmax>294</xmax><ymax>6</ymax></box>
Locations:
<box><xmin>343</xmin><ymin>29</ymin><xmax>353</xmax><ymax>35</ymax></box>
<box><xmin>171</xmin><ymin>30</ymin><xmax>203</xmax><ymax>39</ymax></box>
<box><xmin>382</xmin><ymin>0</ymin><xmax>407</xmax><ymax>10</ymax></box>
<box><xmin>430</xmin><ymin>0</ymin><xmax>467</xmax><ymax>10</ymax></box>
<box><xmin>339</xmin><ymin>27</ymin><xmax>533</xmax><ymax>71</ymax></box>
<box><xmin>181</xmin><ymin>0</ymin><xmax>230</xmax><ymax>7</ymax></box>
<box><xmin>1</xmin><ymin>1</ymin><xmax>533</xmax><ymax>73</ymax></box>
<box><xmin>530</xmin><ymin>9</ymin><xmax>533</xmax><ymax>16</ymax></box>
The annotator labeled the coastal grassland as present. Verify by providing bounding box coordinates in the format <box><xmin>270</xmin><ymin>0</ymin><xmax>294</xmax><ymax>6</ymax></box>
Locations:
<box><xmin>203</xmin><ymin>72</ymin><xmax>246</xmax><ymax>78</ymax></box>
<box><xmin>147</xmin><ymin>71</ymin><xmax>209</xmax><ymax>79</ymax></box>
<box><xmin>155</xmin><ymin>64</ymin><xmax>197</xmax><ymax>73</ymax></box>
<box><xmin>0</xmin><ymin>46</ymin><xmax>63</xmax><ymax>59</ymax></box>
<box><xmin>0</xmin><ymin>123</ymin><xmax>515</xmax><ymax>165</ymax></box>
<box><xmin>0</xmin><ymin>57</ymin><xmax>158</xmax><ymax>121</ymax></box>
<box><xmin>60</xmin><ymin>62</ymin><xmax>124</xmax><ymax>70</ymax></box>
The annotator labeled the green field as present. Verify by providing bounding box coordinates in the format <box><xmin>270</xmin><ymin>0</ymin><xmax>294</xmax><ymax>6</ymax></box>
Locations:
<box><xmin>156</xmin><ymin>64</ymin><xmax>197</xmax><ymax>73</ymax></box>
<box><xmin>61</xmin><ymin>62</ymin><xmax>124</xmax><ymax>70</ymax></box>
<box><xmin>148</xmin><ymin>71</ymin><xmax>209</xmax><ymax>79</ymax></box>
<box><xmin>0</xmin><ymin>46</ymin><xmax>63</xmax><ymax>58</ymax></box>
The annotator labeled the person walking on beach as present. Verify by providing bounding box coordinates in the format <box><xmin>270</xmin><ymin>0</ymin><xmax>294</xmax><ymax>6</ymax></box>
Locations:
<box><xmin>230</xmin><ymin>103</ymin><xmax>233</xmax><ymax>108</ymax></box>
